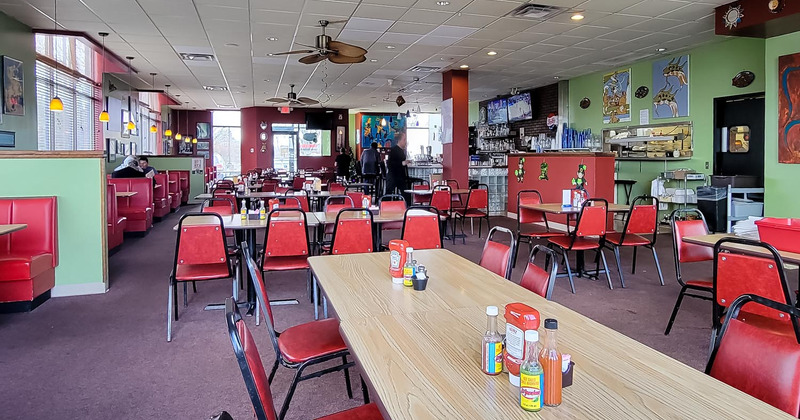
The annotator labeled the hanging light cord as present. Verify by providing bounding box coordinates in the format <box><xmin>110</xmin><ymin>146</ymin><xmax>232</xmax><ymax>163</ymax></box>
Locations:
<box><xmin>319</xmin><ymin>61</ymin><xmax>332</xmax><ymax>106</ymax></box>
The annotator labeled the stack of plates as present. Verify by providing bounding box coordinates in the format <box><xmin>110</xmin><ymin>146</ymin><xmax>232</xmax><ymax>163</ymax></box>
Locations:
<box><xmin>733</xmin><ymin>216</ymin><xmax>763</xmax><ymax>240</ymax></box>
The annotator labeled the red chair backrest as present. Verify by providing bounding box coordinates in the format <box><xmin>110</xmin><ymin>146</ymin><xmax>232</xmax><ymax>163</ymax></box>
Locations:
<box><xmin>380</xmin><ymin>199</ymin><xmax>406</xmax><ymax>214</ymax></box>
<box><xmin>715</xmin><ymin>252</ymin><xmax>790</xmax><ymax>319</ymax></box>
<box><xmin>574</xmin><ymin>203</ymin><xmax>606</xmax><ymax>237</ymax></box>
<box><xmin>626</xmin><ymin>204</ymin><xmax>657</xmax><ymax>235</ymax></box>
<box><xmin>325</xmin><ymin>196</ymin><xmax>355</xmax><ymax>213</ymax></box>
<box><xmin>401</xmin><ymin>208</ymin><xmax>441</xmax><ymax>250</ymax></box>
<box><xmin>176</xmin><ymin>220</ymin><xmax>228</xmax><ymax>266</ymax></box>
<box><xmin>518</xmin><ymin>190</ymin><xmax>546</xmax><ymax>224</ymax></box>
<box><xmin>287</xmin><ymin>194</ymin><xmax>309</xmax><ymax>212</ymax></box>
<box><xmin>261</xmin><ymin>179</ymin><xmax>278</xmax><ymax>192</ymax></box>
<box><xmin>521</xmin><ymin>262</ymin><xmax>550</xmax><ymax>298</ymax></box>
<box><xmin>0</xmin><ymin>197</ymin><xmax>59</xmax><ymax>267</ymax></box>
<box><xmin>430</xmin><ymin>189</ymin><xmax>451</xmax><ymax>213</ymax></box>
<box><xmin>479</xmin><ymin>227</ymin><xmax>515</xmax><ymax>279</ymax></box>
<box><xmin>329</xmin><ymin>182</ymin><xmax>345</xmax><ymax>193</ymax></box>
<box><xmin>264</xmin><ymin>211</ymin><xmax>309</xmax><ymax>258</ymax></box>
<box><xmin>202</xmin><ymin>199</ymin><xmax>234</xmax><ymax>216</ymax></box>
<box><xmin>674</xmin><ymin>219</ymin><xmax>713</xmax><ymax>263</ymax></box>
<box><xmin>346</xmin><ymin>191</ymin><xmax>364</xmax><ymax>205</ymax></box>
<box><xmin>331</xmin><ymin>210</ymin><xmax>373</xmax><ymax>254</ymax></box>
<box><xmin>412</xmin><ymin>183</ymin><xmax>430</xmax><ymax>204</ymax></box>
<box><xmin>466</xmin><ymin>188</ymin><xmax>488</xmax><ymax>210</ymax></box>
<box><xmin>275</xmin><ymin>186</ymin><xmax>289</xmax><ymax>194</ymax></box>
<box><xmin>292</xmin><ymin>177</ymin><xmax>304</xmax><ymax>189</ymax></box>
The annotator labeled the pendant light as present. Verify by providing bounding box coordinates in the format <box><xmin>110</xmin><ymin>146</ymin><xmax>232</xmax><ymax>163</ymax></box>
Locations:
<box><xmin>49</xmin><ymin>0</ymin><xmax>64</xmax><ymax>112</ymax></box>
<box><xmin>125</xmin><ymin>56</ymin><xmax>135</xmax><ymax>131</ymax></box>
<box><xmin>164</xmin><ymin>85</ymin><xmax>173</xmax><ymax>137</ymax></box>
<box><xmin>183</xmin><ymin>102</ymin><xmax>191</xmax><ymax>143</ymax></box>
<box><xmin>174</xmin><ymin>100</ymin><xmax>182</xmax><ymax>141</ymax></box>
<box><xmin>149</xmin><ymin>73</ymin><xmax>157</xmax><ymax>133</ymax></box>
<box><xmin>98</xmin><ymin>32</ymin><xmax>110</xmax><ymax>122</ymax></box>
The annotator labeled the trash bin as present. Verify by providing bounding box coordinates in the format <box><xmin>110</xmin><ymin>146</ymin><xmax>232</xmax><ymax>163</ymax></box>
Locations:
<box><xmin>697</xmin><ymin>186</ymin><xmax>727</xmax><ymax>233</ymax></box>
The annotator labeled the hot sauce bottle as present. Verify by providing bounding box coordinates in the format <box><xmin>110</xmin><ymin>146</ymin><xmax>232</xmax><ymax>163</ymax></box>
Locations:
<box><xmin>539</xmin><ymin>318</ymin><xmax>562</xmax><ymax>406</ymax></box>
<box><xmin>519</xmin><ymin>330</ymin><xmax>543</xmax><ymax>412</ymax></box>
<box><xmin>481</xmin><ymin>306</ymin><xmax>503</xmax><ymax>375</ymax></box>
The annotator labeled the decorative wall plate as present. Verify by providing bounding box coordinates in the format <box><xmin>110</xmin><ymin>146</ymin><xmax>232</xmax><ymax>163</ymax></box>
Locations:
<box><xmin>732</xmin><ymin>71</ymin><xmax>756</xmax><ymax>88</ymax></box>
<box><xmin>579</xmin><ymin>97</ymin><xmax>591</xmax><ymax>109</ymax></box>
<box><xmin>723</xmin><ymin>5</ymin><xmax>744</xmax><ymax>29</ymax></box>
<box><xmin>768</xmin><ymin>0</ymin><xmax>784</xmax><ymax>13</ymax></box>
<box><xmin>635</xmin><ymin>86</ymin><xmax>649</xmax><ymax>99</ymax></box>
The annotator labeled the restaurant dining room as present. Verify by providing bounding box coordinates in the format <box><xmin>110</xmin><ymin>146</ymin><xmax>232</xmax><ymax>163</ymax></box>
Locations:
<box><xmin>3</xmin><ymin>0</ymin><xmax>800</xmax><ymax>418</ymax></box>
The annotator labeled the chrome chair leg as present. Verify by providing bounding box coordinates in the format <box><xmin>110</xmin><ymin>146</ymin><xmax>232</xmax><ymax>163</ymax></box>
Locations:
<box><xmin>651</xmin><ymin>246</ymin><xmax>665</xmax><ymax>286</ymax></box>
<box><xmin>599</xmin><ymin>249</ymin><xmax>613</xmax><ymax>290</ymax></box>
<box><xmin>613</xmin><ymin>246</ymin><xmax>626</xmax><ymax>288</ymax></box>
<box><xmin>167</xmin><ymin>281</ymin><xmax>174</xmax><ymax>342</ymax></box>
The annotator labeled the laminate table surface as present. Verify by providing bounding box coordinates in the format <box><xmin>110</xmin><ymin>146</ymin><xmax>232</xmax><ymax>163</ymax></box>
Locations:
<box><xmin>683</xmin><ymin>233</ymin><xmax>800</xmax><ymax>265</ymax></box>
<box><xmin>404</xmin><ymin>188</ymin><xmax>470</xmax><ymax>195</ymax></box>
<box><xmin>0</xmin><ymin>224</ymin><xmax>27</xmax><ymax>235</ymax></box>
<box><xmin>520</xmin><ymin>202</ymin><xmax>630</xmax><ymax>214</ymax></box>
<box><xmin>309</xmin><ymin>249</ymin><xmax>790</xmax><ymax>419</ymax></box>
<box><xmin>115</xmin><ymin>191</ymin><xmax>138</xmax><ymax>198</ymax></box>
<box><xmin>173</xmin><ymin>213</ymin><xmax>321</xmax><ymax>231</ymax></box>
<box><xmin>311</xmin><ymin>209</ymin><xmax>437</xmax><ymax>225</ymax></box>
<box><xmin>195</xmin><ymin>191</ymin><xmax>334</xmax><ymax>200</ymax></box>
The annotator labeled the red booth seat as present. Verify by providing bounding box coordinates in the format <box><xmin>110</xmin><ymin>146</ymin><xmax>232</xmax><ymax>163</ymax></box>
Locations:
<box><xmin>109</xmin><ymin>178</ymin><xmax>154</xmax><ymax>233</ymax></box>
<box><xmin>175</xmin><ymin>170</ymin><xmax>190</xmax><ymax>204</ymax></box>
<box><xmin>107</xmin><ymin>183</ymin><xmax>127</xmax><ymax>250</ymax></box>
<box><xmin>0</xmin><ymin>197</ymin><xmax>58</xmax><ymax>310</ymax></box>
<box><xmin>152</xmin><ymin>173</ymin><xmax>171</xmax><ymax>219</ymax></box>
<box><xmin>167</xmin><ymin>171</ymin><xmax>182</xmax><ymax>211</ymax></box>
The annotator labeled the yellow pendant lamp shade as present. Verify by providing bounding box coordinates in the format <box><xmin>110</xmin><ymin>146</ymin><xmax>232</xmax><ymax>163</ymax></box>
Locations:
<box><xmin>150</xmin><ymin>124</ymin><xmax>157</xmax><ymax>133</ymax></box>
<box><xmin>164</xmin><ymin>129</ymin><xmax>172</xmax><ymax>137</ymax></box>
<box><xmin>126</xmin><ymin>120</ymin><xmax>136</xmax><ymax>131</ymax></box>
<box><xmin>175</xmin><ymin>133</ymin><xmax>182</xmax><ymax>140</ymax></box>
<box><xmin>184</xmin><ymin>136</ymin><xmax>191</xmax><ymax>143</ymax></box>
<box><xmin>49</xmin><ymin>96</ymin><xmax>64</xmax><ymax>112</ymax></box>
<box><xmin>99</xmin><ymin>110</ymin><xmax>110</xmax><ymax>122</ymax></box>
<box><xmin>192</xmin><ymin>137</ymin><xmax>197</xmax><ymax>144</ymax></box>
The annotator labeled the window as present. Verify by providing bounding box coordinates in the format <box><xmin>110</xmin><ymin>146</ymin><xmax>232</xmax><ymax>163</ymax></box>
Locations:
<box><xmin>35</xmin><ymin>33</ymin><xmax>101</xmax><ymax>151</ymax></box>
<box><xmin>213</xmin><ymin>111</ymin><xmax>241</xmax><ymax>176</ymax></box>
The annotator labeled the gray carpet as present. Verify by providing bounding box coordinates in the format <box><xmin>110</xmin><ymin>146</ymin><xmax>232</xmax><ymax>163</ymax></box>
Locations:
<box><xmin>0</xmin><ymin>209</ymin><xmax>717</xmax><ymax>419</ymax></box>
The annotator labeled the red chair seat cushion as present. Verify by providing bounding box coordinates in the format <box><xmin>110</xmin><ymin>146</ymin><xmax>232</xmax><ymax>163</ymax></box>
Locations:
<box><xmin>605</xmin><ymin>232</ymin><xmax>650</xmax><ymax>246</ymax></box>
<box><xmin>520</xmin><ymin>228</ymin><xmax>566</xmax><ymax>239</ymax></box>
<box><xmin>454</xmin><ymin>209</ymin><xmax>486</xmax><ymax>218</ymax></box>
<box><xmin>119</xmin><ymin>207</ymin><xmax>152</xmax><ymax>221</ymax></box>
<box><xmin>0</xmin><ymin>253</ymin><xmax>53</xmax><ymax>281</ymax></box>
<box><xmin>263</xmin><ymin>256</ymin><xmax>310</xmax><ymax>271</ymax></box>
<box><xmin>316</xmin><ymin>403</ymin><xmax>382</xmax><ymax>420</ymax></box>
<box><xmin>278</xmin><ymin>318</ymin><xmax>347</xmax><ymax>363</ymax></box>
<box><xmin>548</xmin><ymin>236</ymin><xmax>601</xmax><ymax>250</ymax></box>
<box><xmin>686</xmin><ymin>278</ymin><xmax>713</xmax><ymax>289</ymax></box>
<box><xmin>175</xmin><ymin>263</ymin><xmax>230</xmax><ymax>281</ymax></box>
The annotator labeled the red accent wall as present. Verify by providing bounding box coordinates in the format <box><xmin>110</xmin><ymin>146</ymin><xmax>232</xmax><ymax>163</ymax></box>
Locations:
<box><xmin>507</xmin><ymin>153</ymin><xmax>616</xmax><ymax>225</ymax></box>
<box><xmin>715</xmin><ymin>0</ymin><xmax>800</xmax><ymax>38</ymax></box>
<box><xmin>168</xmin><ymin>109</ymin><xmax>213</xmax><ymax>165</ymax></box>
<box><xmin>240</xmin><ymin>107</ymin><xmax>349</xmax><ymax>172</ymax></box>
<box><xmin>442</xmin><ymin>70</ymin><xmax>469</xmax><ymax>187</ymax></box>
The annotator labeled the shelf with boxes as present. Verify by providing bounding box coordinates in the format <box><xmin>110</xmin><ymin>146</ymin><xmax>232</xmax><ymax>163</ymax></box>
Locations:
<box><xmin>603</xmin><ymin>121</ymin><xmax>693</xmax><ymax>160</ymax></box>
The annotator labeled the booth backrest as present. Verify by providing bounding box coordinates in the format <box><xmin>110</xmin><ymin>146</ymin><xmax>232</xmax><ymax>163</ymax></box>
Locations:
<box><xmin>109</xmin><ymin>178</ymin><xmax>154</xmax><ymax>210</ymax></box>
<box><xmin>167</xmin><ymin>172</ymin><xmax>181</xmax><ymax>194</ymax></box>
<box><xmin>176</xmin><ymin>170</ymin><xmax>190</xmax><ymax>190</ymax></box>
<box><xmin>154</xmin><ymin>174</ymin><xmax>169</xmax><ymax>200</ymax></box>
<box><xmin>107</xmin><ymin>183</ymin><xmax>117</xmax><ymax>225</ymax></box>
<box><xmin>0</xmin><ymin>197</ymin><xmax>59</xmax><ymax>267</ymax></box>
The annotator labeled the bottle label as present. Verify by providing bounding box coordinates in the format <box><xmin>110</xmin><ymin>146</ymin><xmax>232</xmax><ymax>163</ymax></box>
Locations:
<box><xmin>520</xmin><ymin>371</ymin><xmax>542</xmax><ymax>411</ymax></box>
<box><xmin>482</xmin><ymin>342</ymin><xmax>503</xmax><ymax>374</ymax></box>
<box><xmin>403</xmin><ymin>266</ymin><xmax>415</xmax><ymax>286</ymax></box>
<box><xmin>389</xmin><ymin>250</ymin><xmax>401</xmax><ymax>270</ymax></box>
<box><xmin>505</xmin><ymin>324</ymin><xmax>524</xmax><ymax>360</ymax></box>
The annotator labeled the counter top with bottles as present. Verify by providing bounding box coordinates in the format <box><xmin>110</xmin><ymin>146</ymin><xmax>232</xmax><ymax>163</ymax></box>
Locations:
<box><xmin>407</xmin><ymin>163</ymin><xmax>443</xmax><ymax>169</ymax></box>
<box><xmin>512</xmin><ymin>152</ymin><xmax>616</xmax><ymax>158</ymax></box>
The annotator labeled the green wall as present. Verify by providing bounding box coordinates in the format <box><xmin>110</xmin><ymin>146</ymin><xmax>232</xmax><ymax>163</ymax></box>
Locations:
<box><xmin>764</xmin><ymin>32</ymin><xmax>800</xmax><ymax>217</ymax></box>
<box><xmin>0</xmin><ymin>11</ymin><xmax>38</xmax><ymax>150</ymax></box>
<box><xmin>147</xmin><ymin>156</ymin><xmax>205</xmax><ymax>203</ymax></box>
<box><xmin>0</xmin><ymin>157</ymin><xmax>106</xmax><ymax>293</ymax></box>
<box><xmin>568</xmin><ymin>37</ymin><xmax>766</xmax><ymax>202</ymax></box>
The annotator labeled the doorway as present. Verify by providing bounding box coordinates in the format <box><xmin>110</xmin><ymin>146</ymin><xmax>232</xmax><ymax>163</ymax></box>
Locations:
<box><xmin>713</xmin><ymin>94</ymin><xmax>765</xmax><ymax>181</ymax></box>
<box><xmin>273</xmin><ymin>131</ymin><xmax>298</xmax><ymax>172</ymax></box>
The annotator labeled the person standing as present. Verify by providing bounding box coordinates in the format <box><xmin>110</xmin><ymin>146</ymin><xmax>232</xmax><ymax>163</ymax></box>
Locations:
<box><xmin>361</xmin><ymin>142</ymin><xmax>380</xmax><ymax>194</ymax></box>
<box><xmin>385</xmin><ymin>132</ymin><xmax>411</xmax><ymax>202</ymax></box>
<box><xmin>334</xmin><ymin>147</ymin><xmax>351</xmax><ymax>180</ymax></box>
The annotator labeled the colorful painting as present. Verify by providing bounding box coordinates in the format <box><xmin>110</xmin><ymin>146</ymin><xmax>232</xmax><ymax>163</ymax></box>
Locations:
<box><xmin>361</xmin><ymin>114</ymin><xmax>406</xmax><ymax>148</ymax></box>
<box><xmin>652</xmin><ymin>55</ymin><xmax>689</xmax><ymax>119</ymax></box>
<box><xmin>2</xmin><ymin>56</ymin><xmax>24</xmax><ymax>116</ymax></box>
<box><xmin>602</xmin><ymin>69</ymin><xmax>631</xmax><ymax>124</ymax></box>
<box><xmin>779</xmin><ymin>52</ymin><xmax>800</xmax><ymax>163</ymax></box>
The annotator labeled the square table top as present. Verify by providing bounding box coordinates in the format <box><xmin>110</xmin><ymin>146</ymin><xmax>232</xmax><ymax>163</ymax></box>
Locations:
<box><xmin>173</xmin><ymin>213</ymin><xmax>321</xmax><ymax>231</ymax></box>
<box><xmin>683</xmin><ymin>233</ymin><xmax>800</xmax><ymax>265</ymax></box>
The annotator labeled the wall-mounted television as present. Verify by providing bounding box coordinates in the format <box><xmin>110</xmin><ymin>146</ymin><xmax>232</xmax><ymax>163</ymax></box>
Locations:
<box><xmin>305</xmin><ymin>112</ymin><xmax>333</xmax><ymax>130</ymax></box>
<box><xmin>508</xmin><ymin>92</ymin><xmax>532</xmax><ymax>122</ymax></box>
<box><xmin>487</xmin><ymin>98</ymin><xmax>508</xmax><ymax>125</ymax></box>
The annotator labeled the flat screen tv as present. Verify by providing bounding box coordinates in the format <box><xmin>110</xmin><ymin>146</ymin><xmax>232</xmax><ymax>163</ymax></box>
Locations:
<box><xmin>305</xmin><ymin>112</ymin><xmax>333</xmax><ymax>130</ymax></box>
<box><xmin>487</xmin><ymin>98</ymin><xmax>508</xmax><ymax>125</ymax></box>
<box><xmin>508</xmin><ymin>92</ymin><xmax>532</xmax><ymax>122</ymax></box>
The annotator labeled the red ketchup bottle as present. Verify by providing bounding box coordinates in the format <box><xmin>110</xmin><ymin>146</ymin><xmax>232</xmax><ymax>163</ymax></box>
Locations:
<box><xmin>504</xmin><ymin>303</ymin><xmax>541</xmax><ymax>387</ymax></box>
<box><xmin>388</xmin><ymin>239</ymin><xmax>409</xmax><ymax>285</ymax></box>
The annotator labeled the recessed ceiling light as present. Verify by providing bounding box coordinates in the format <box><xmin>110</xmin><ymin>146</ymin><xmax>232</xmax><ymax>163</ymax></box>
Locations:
<box><xmin>436</xmin><ymin>1</ymin><xmax>450</xmax><ymax>5</ymax></box>
<box><xmin>268</xmin><ymin>53</ymin><xmax>275</xmax><ymax>56</ymax></box>
<box><xmin>343</xmin><ymin>82</ymin><xmax>349</xmax><ymax>85</ymax></box>
<box><xmin>370</xmin><ymin>59</ymin><xmax>378</xmax><ymax>62</ymax></box>
<box><xmin>460</xmin><ymin>64</ymin><xmax>469</xmax><ymax>69</ymax></box>
<box><xmin>656</xmin><ymin>47</ymin><xmax>667</xmax><ymax>52</ymax></box>
<box><xmin>487</xmin><ymin>51</ymin><xmax>498</xmax><ymax>56</ymax></box>
<box><xmin>553</xmin><ymin>76</ymin><xmax>560</xmax><ymax>80</ymax></box>
<box><xmin>570</xmin><ymin>13</ymin><xmax>585</xmax><ymax>21</ymax></box>
<box><xmin>224</xmin><ymin>43</ymin><xmax>239</xmax><ymax>47</ymax></box>
<box><xmin>386</xmin><ymin>45</ymin><xmax>396</xmax><ymax>49</ymax></box>
<box><xmin>267</xmin><ymin>37</ymin><xmax>278</xmax><ymax>41</ymax></box>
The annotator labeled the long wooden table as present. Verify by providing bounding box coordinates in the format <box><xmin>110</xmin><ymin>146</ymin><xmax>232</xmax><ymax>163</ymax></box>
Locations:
<box><xmin>404</xmin><ymin>188</ymin><xmax>470</xmax><ymax>196</ymax></box>
<box><xmin>0</xmin><ymin>224</ymin><xmax>27</xmax><ymax>236</ymax></box>
<box><xmin>684</xmin><ymin>233</ymin><xmax>800</xmax><ymax>265</ymax></box>
<box><xmin>309</xmin><ymin>249</ymin><xmax>791</xmax><ymax>419</ymax></box>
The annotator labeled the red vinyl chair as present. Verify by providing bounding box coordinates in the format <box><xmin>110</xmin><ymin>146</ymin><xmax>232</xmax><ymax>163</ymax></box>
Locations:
<box><xmin>292</xmin><ymin>176</ymin><xmax>305</xmax><ymax>190</ymax></box>
<box><xmin>520</xmin><ymin>245</ymin><xmax>559</xmax><ymax>300</ymax></box>
<box><xmin>285</xmin><ymin>189</ymin><xmax>310</xmax><ymax>212</ymax></box>
<box><xmin>547</xmin><ymin>198</ymin><xmax>612</xmax><ymax>293</ymax></box>
<box><xmin>401</xmin><ymin>206</ymin><xmax>442</xmax><ymax>250</ymax></box>
<box><xmin>711</xmin><ymin>237</ymin><xmax>799</xmax><ymax>344</ymax></box>
<box><xmin>225</xmin><ymin>296</ymin><xmax>380</xmax><ymax>420</ymax></box>
<box><xmin>167</xmin><ymin>213</ymin><xmax>234</xmax><ymax>342</ymax></box>
<box><xmin>664</xmin><ymin>209</ymin><xmax>714</xmax><ymax>335</ymax></box>
<box><xmin>444</xmin><ymin>179</ymin><xmax>464</xmax><ymax>211</ymax></box>
<box><xmin>330</xmin><ymin>209</ymin><xmax>374</xmax><ymax>255</ymax></box>
<box><xmin>378</xmin><ymin>194</ymin><xmax>406</xmax><ymax>233</ymax></box>
<box><xmin>201</xmin><ymin>198</ymin><xmax>235</xmax><ymax>216</ymax></box>
<box><xmin>345</xmin><ymin>189</ymin><xmax>364</xmax><ymax>207</ymax></box>
<box><xmin>479</xmin><ymin>226</ymin><xmax>516</xmax><ymax>280</ymax></box>
<box><xmin>329</xmin><ymin>182</ymin><xmax>346</xmax><ymax>194</ymax></box>
<box><xmin>515</xmin><ymin>190</ymin><xmax>565</xmax><ymax>265</ymax></box>
<box><xmin>262</xmin><ymin>178</ymin><xmax>279</xmax><ymax>192</ymax></box>
<box><xmin>212</xmin><ymin>188</ymin><xmax>238</xmax><ymax>212</ymax></box>
<box><xmin>453</xmin><ymin>184</ymin><xmax>490</xmax><ymax>239</ymax></box>
<box><xmin>320</xmin><ymin>196</ymin><xmax>356</xmax><ymax>249</ymax></box>
<box><xmin>605</xmin><ymin>195</ymin><xmax>664</xmax><ymax>287</ymax></box>
<box><xmin>705</xmin><ymin>294</ymin><xmax>800</xmax><ymax>417</ymax></box>
<box><xmin>411</xmin><ymin>181</ymin><xmax>430</xmax><ymax>205</ymax></box>
<box><xmin>430</xmin><ymin>186</ymin><xmax>455</xmax><ymax>243</ymax></box>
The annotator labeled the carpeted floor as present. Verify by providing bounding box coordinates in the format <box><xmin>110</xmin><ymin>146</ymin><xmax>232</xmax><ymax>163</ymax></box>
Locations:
<box><xmin>0</xmin><ymin>208</ymin><xmax>718</xmax><ymax>419</ymax></box>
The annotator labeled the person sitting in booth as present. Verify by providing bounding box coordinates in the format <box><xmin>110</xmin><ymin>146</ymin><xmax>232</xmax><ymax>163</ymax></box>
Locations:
<box><xmin>138</xmin><ymin>156</ymin><xmax>158</xmax><ymax>175</ymax></box>
<box><xmin>112</xmin><ymin>156</ymin><xmax>154</xmax><ymax>179</ymax></box>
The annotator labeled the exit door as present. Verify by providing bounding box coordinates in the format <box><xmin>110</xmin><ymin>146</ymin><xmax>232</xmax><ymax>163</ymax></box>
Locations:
<box><xmin>713</xmin><ymin>94</ymin><xmax>765</xmax><ymax>181</ymax></box>
<box><xmin>273</xmin><ymin>132</ymin><xmax>298</xmax><ymax>172</ymax></box>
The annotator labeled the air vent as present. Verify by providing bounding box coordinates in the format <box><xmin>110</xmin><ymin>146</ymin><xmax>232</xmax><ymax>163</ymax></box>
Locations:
<box><xmin>409</xmin><ymin>65</ymin><xmax>441</xmax><ymax>72</ymax></box>
<box><xmin>507</xmin><ymin>3</ymin><xmax>567</xmax><ymax>19</ymax></box>
<box><xmin>203</xmin><ymin>85</ymin><xmax>228</xmax><ymax>91</ymax></box>
<box><xmin>180</xmin><ymin>52</ymin><xmax>215</xmax><ymax>62</ymax></box>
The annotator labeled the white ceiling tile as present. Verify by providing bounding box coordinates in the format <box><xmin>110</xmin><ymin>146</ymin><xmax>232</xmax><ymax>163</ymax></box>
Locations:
<box><xmin>337</xmin><ymin>29</ymin><xmax>384</xmax><ymax>43</ymax></box>
<box><xmin>344</xmin><ymin>17</ymin><xmax>394</xmax><ymax>32</ymax></box>
<box><xmin>621</xmin><ymin>0</ymin><xmax>692</xmax><ymax>18</ymax></box>
<box><xmin>443</xmin><ymin>13</ymin><xmax>496</xmax><ymax>29</ymax></box>
<box><xmin>427</xmin><ymin>25</ymin><xmax>477</xmax><ymax>38</ymax></box>
<box><xmin>378</xmin><ymin>32</ymin><xmax>424</xmax><ymax>44</ymax></box>
<box><xmin>399</xmin><ymin>9</ymin><xmax>453</xmax><ymax>25</ymax></box>
<box><xmin>354</xmin><ymin>4</ymin><xmax>408</xmax><ymax>20</ymax></box>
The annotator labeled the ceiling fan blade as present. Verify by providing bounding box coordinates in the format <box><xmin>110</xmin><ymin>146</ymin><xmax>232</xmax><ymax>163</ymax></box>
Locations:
<box><xmin>299</xmin><ymin>53</ymin><xmax>328</xmax><ymax>64</ymax></box>
<box><xmin>328</xmin><ymin>41</ymin><xmax>367</xmax><ymax>58</ymax></box>
<box><xmin>266</xmin><ymin>97</ymin><xmax>289</xmax><ymax>103</ymax></box>
<box><xmin>297</xmin><ymin>97</ymin><xmax>320</xmax><ymax>105</ymax></box>
<box><xmin>270</xmin><ymin>49</ymin><xmax>316</xmax><ymax>56</ymax></box>
<box><xmin>328</xmin><ymin>54</ymin><xmax>366</xmax><ymax>64</ymax></box>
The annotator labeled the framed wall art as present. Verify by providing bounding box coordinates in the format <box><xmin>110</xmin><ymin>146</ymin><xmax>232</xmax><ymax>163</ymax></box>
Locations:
<box><xmin>196</xmin><ymin>141</ymin><xmax>209</xmax><ymax>151</ymax></box>
<box><xmin>2</xmin><ymin>56</ymin><xmax>24</xmax><ymax>116</ymax></box>
<box><xmin>196</xmin><ymin>122</ymin><xmax>211</xmax><ymax>140</ymax></box>
<box><xmin>602</xmin><ymin>68</ymin><xmax>631</xmax><ymax>124</ymax></box>
<box><xmin>779</xmin><ymin>51</ymin><xmax>800</xmax><ymax>163</ymax></box>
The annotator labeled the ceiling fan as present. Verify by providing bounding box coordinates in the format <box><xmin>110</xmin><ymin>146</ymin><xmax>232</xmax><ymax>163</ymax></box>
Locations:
<box><xmin>270</xmin><ymin>20</ymin><xmax>367</xmax><ymax>65</ymax></box>
<box><xmin>266</xmin><ymin>84</ymin><xmax>319</xmax><ymax>106</ymax></box>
